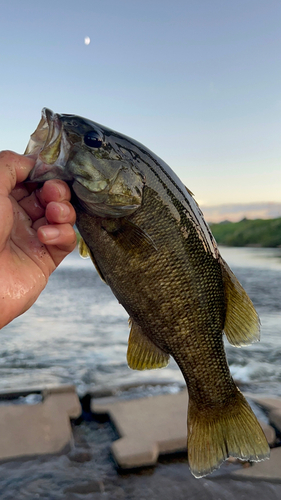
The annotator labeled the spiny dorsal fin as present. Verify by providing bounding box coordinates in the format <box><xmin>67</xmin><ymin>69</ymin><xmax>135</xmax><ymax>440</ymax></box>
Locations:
<box><xmin>220</xmin><ymin>258</ymin><xmax>260</xmax><ymax>346</ymax></box>
<box><xmin>127</xmin><ymin>318</ymin><xmax>170</xmax><ymax>370</ymax></box>
<box><xmin>184</xmin><ymin>185</ymin><xmax>195</xmax><ymax>197</ymax></box>
<box><xmin>78</xmin><ymin>237</ymin><xmax>107</xmax><ymax>284</ymax></box>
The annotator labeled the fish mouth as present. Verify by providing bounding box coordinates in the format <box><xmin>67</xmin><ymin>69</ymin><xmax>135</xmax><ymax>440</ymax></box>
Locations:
<box><xmin>25</xmin><ymin>108</ymin><xmax>72</xmax><ymax>182</ymax></box>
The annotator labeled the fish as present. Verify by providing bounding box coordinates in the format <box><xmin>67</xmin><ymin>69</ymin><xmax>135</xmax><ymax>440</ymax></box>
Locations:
<box><xmin>25</xmin><ymin>108</ymin><xmax>270</xmax><ymax>478</ymax></box>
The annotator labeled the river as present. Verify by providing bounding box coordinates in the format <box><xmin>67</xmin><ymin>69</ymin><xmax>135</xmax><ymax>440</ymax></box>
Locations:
<box><xmin>1</xmin><ymin>246</ymin><xmax>281</xmax><ymax>398</ymax></box>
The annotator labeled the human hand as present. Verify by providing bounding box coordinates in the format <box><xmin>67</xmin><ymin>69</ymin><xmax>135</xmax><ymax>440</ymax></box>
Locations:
<box><xmin>0</xmin><ymin>150</ymin><xmax>77</xmax><ymax>329</ymax></box>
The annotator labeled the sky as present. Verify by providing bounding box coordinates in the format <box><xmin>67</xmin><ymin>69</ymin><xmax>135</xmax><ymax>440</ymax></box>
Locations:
<box><xmin>0</xmin><ymin>0</ymin><xmax>280</xmax><ymax>206</ymax></box>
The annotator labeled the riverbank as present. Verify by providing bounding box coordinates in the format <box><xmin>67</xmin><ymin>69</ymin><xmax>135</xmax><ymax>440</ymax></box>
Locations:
<box><xmin>210</xmin><ymin>217</ymin><xmax>281</xmax><ymax>247</ymax></box>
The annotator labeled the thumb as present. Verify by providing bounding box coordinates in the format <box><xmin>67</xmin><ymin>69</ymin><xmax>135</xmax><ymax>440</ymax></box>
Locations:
<box><xmin>0</xmin><ymin>151</ymin><xmax>35</xmax><ymax>197</ymax></box>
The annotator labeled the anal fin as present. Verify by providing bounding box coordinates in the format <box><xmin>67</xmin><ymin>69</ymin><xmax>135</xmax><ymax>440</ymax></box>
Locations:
<box><xmin>221</xmin><ymin>258</ymin><xmax>260</xmax><ymax>346</ymax></box>
<box><xmin>127</xmin><ymin>318</ymin><xmax>169</xmax><ymax>370</ymax></box>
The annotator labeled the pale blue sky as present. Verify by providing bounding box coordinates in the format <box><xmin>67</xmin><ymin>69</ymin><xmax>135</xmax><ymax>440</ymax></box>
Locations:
<box><xmin>0</xmin><ymin>0</ymin><xmax>280</xmax><ymax>205</ymax></box>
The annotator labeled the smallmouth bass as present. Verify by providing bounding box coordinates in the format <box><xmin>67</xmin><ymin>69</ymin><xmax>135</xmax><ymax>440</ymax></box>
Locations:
<box><xmin>25</xmin><ymin>108</ymin><xmax>270</xmax><ymax>477</ymax></box>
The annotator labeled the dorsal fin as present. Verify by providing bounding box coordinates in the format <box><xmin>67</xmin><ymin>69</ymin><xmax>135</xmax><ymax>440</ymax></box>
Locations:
<box><xmin>184</xmin><ymin>185</ymin><xmax>195</xmax><ymax>197</ymax></box>
<box><xmin>220</xmin><ymin>258</ymin><xmax>260</xmax><ymax>346</ymax></box>
<box><xmin>127</xmin><ymin>318</ymin><xmax>170</xmax><ymax>370</ymax></box>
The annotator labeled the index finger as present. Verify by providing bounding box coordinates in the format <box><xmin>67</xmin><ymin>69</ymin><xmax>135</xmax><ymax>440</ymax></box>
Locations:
<box><xmin>36</xmin><ymin>179</ymin><xmax>72</xmax><ymax>207</ymax></box>
<box><xmin>0</xmin><ymin>151</ymin><xmax>35</xmax><ymax>197</ymax></box>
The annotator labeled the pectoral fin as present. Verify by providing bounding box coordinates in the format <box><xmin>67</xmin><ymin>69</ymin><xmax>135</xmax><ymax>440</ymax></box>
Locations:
<box><xmin>78</xmin><ymin>237</ymin><xmax>107</xmax><ymax>284</ymax></box>
<box><xmin>127</xmin><ymin>318</ymin><xmax>170</xmax><ymax>370</ymax></box>
<box><xmin>78</xmin><ymin>237</ymin><xmax>91</xmax><ymax>258</ymax></box>
<box><xmin>221</xmin><ymin>258</ymin><xmax>260</xmax><ymax>346</ymax></box>
<box><xmin>102</xmin><ymin>219</ymin><xmax>158</xmax><ymax>254</ymax></box>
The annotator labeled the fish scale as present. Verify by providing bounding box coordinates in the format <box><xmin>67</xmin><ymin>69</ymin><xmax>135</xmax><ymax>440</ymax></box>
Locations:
<box><xmin>26</xmin><ymin>108</ymin><xmax>270</xmax><ymax>477</ymax></box>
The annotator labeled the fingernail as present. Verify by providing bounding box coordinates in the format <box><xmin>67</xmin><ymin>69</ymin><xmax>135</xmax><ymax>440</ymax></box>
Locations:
<box><xmin>52</xmin><ymin>180</ymin><xmax>68</xmax><ymax>199</ymax></box>
<box><xmin>40</xmin><ymin>227</ymin><xmax>60</xmax><ymax>241</ymax></box>
<box><xmin>58</xmin><ymin>203</ymin><xmax>71</xmax><ymax>217</ymax></box>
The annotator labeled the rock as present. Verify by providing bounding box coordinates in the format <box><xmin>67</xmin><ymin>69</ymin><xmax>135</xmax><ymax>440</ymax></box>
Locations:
<box><xmin>64</xmin><ymin>479</ymin><xmax>104</xmax><ymax>494</ymax></box>
<box><xmin>68</xmin><ymin>449</ymin><xmax>93</xmax><ymax>462</ymax></box>
<box><xmin>0</xmin><ymin>385</ymin><xmax>81</xmax><ymax>461</ymax></box>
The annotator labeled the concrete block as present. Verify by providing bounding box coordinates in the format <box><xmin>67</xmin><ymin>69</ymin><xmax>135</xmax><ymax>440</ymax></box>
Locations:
<box><xmin>259</xmin><ymin>420</ymin><xmax>276</xmax><ymax>447</ymax></box>
<box><xmin>42</xmin><ymin>385</ymin><xmax>81</xmax><ymax>419</ymax></box>
<box><xmin>232</xmin><ymin>447</ymin><xmax>281</xmax><ymax>481</ymax></box>
<box><xmin>269</xmin><ymin>409</ymin><xmax>281</xmax><ymax>433</ymax></box>
<box><xmin>244</xmin><ymin>393</ymin><xmax>281</xmax><ymax>435</ymax></box>
<box><xmin>244</xmin><ymin>393</ymin><xmax>281</xmax><ymax>412</ymax></box>
<box><xmin>92</xmin><ymin>390</ymin><xmax>188</xmax><ymax>468</ymax></box>
<box><xmin>0</xmin><ymin>385</ymin><xmax>81</xmax><ymax>462</ymax></box>
<box><xmin>92</xmin><ymin>390</ymin><xmax>275</xmax><ymax>470</ymax></box>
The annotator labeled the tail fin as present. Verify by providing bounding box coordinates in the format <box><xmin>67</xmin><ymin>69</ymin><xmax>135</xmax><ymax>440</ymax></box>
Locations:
<box><xmin>187</xmin><ymin>388</ymin><xmax>270</xmax><ymax>478</ymax></box>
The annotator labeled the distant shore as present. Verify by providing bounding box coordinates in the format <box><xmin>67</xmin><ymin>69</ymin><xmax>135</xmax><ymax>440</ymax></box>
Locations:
<box><xmin>210</xmin><ymin>217</ymin><xmax>281</xmax><ymax>247</ymax></box>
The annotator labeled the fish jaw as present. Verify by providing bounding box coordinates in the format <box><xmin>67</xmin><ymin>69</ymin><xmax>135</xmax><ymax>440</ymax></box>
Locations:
<box><xmin>25</xmin><ymin>108</ymin><xmax>73</xmax><ymax>182</ymax></box>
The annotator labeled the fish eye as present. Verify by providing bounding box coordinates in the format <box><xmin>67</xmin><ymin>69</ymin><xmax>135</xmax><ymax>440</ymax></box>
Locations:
<box><xmin>84</xmin><ymin>131</ymin><xmax>103</xmax><ymax>148</ymax></box>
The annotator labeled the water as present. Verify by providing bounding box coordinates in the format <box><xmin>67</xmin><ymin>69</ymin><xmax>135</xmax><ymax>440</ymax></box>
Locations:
<box><xmin>220</xmin><ymin>247</ymin><xmax>281</xmax><ymax>396</ymax></box>
<box><xmin>1</xmin><ymin>246</ymin><xmax>281</xmax><ymax>397</ymax></box>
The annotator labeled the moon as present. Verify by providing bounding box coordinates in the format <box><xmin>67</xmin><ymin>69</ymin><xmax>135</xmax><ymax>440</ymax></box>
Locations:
<box><xmin>84</xmin><ymin>37</ymin><xmax>90</xmax><ymax>45</ymax></box>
